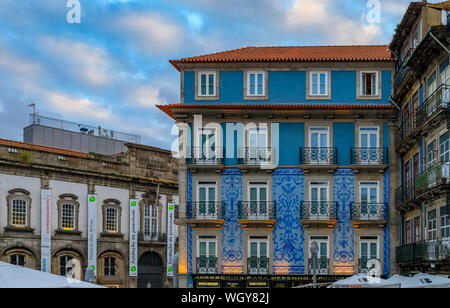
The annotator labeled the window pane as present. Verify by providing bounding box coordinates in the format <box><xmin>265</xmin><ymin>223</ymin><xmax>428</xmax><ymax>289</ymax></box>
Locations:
<box><xmin>249</xmin><ymin>74</ymin><xmax>255</xmax><ymax>95</ymax></box>
<box><xmin>312</xmin><ymin>74</ymin><xmax>318</xmax><ymax>95</ymax></box>
<box><xmin>257</xmin><ymin>74</ymin><xmax>263</xmax><ymax>95</ymax></box>
<box><xmin>12</xmin><ymin>199</ymin><xmax>27</xmax><ymax>226</ymax></box>
<box><xmin>260</xmin><ymin>242</ymin><xmax>267</xmax><ymax>257</ymax></box>
<box><xmin>320</xmin><ymin>73</ymin><xmax>326</xmax><ymax>95</ymax></box>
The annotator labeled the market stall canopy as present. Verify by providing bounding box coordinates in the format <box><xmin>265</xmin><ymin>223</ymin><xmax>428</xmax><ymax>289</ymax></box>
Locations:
<box><xmin>329</xmin><ymin>274</ymin><xmax>401</xmax><ymax>288</ymax></box>
<box><xmin>0</xmin><ymin>261</ymin><xmax>105</xmax><ymax>288</ymax></box>
<box><xmin>387</xmin><ymin>273</ymin><xmax>450</xmax><ymax>288</ymax></box>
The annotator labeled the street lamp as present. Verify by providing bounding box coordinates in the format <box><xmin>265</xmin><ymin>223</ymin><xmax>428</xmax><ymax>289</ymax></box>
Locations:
<box><xmin>310</xmin><ymin>241</ymin><xmax>319</xmax><ymax>289</ymax></box>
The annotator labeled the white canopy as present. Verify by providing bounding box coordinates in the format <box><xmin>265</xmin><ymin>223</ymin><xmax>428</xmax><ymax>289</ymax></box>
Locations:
<box><xmin>0</xmin><ymin>261</ymin><xmax>105</xmax><ymax>288</ymax></box>
<box><xmin>329</xmin><ymin>274</ymin><xmax>401</xmax><ymax>288</ymax></box>
<box><xmin>387</xmin><ymin>273</ymin><xmax>450</xmax><ymax>288</ymax></box>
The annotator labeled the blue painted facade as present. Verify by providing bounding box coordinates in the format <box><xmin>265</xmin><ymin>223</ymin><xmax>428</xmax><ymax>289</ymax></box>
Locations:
<box><xmin>178</xmin><ymin>57</ymin><xmax>395</xmax><ymax>284</ymax></box>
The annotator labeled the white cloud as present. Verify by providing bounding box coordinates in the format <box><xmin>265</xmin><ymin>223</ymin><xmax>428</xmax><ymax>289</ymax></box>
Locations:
<box><xmin>41</xmin><ymin>37</ymin><xmax>116</xmax><ymax>87</ymax></box>
<box><xmin>129</xmin><ymin>85</ymin><xmax>167</xmax><ymax>107</ymax></box>
<box><xmin>46</xmin><ymin>92</ymin><xmax>112</xmax><ymax>121</ymax></box>
<box><xmin>114</xmin><ymin>11</ymin><xmax>182</xmax><ymax>55</ymax></box>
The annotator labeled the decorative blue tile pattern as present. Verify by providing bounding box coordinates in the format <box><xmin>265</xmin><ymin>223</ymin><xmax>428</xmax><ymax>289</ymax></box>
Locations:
<box><xmin>383</xmin><ymin>169</ymin><xmax>390</xmax><ymax>276</ymax></box>
<box><xmin>332</xmin><ymin>168</ymin><xmax>355</xmax><ymax>273</ymax></box>
<box><xmin>221</xmin><ymin>168</ymin><xmax>243</xmax><ymax>273</ymax></box>
<box><xmin>187</xmin><ymin>169</ymin><xmax>193</xmax><ymax>274</ymax></box>
<box><xmin>272</xmin><ymin>168</ymin><xmax>305</xmax><ymax>274</ymax></box>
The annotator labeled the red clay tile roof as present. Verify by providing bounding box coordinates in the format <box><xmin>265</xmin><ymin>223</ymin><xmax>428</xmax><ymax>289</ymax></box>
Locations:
<box><xmin>0</xmin><ymin>138</ymin><xmax>88</xmax><ymax>158</ymax></box>
<box><xmin>170</xmin><ymin>45</ymin><xmax>394</xmax><ymax>71</ymax></box>
<box><xmin>157</xmin><ymin>103</ymin><xmax>395</xmax><ymax>120</ymax></box>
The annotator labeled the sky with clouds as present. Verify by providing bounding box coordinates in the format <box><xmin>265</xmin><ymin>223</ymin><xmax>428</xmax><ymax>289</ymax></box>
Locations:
<box><xmin>0</xmin><ymin>0</ymin><xmax>436</xmax><ymax>150</ymax></box>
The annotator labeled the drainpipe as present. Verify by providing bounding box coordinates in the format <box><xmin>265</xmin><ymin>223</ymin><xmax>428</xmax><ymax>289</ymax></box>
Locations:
<box><xmin>389</xmin><ymin>95</ymin><xmax>401</xmax><ymax>111</ymax></box>
<box><xmin>429</xmin><ymin>31</ymin><xmax>450</xmax><ymax>55</ymax></box>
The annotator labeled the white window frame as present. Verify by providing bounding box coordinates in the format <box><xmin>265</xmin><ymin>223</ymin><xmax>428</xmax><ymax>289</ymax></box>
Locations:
<box><xmin>195</xmin><ymin>127</ymin><xmax>218</xmax><ymax>160</ymax></box>
<box><xmin>143</xmin><ymin>204</ymin><xmax>158</xmax><ymax>240</ymax></box>
<box><xmin>359</xmin><ymin>182</ymin><xmax>380</xmax><ymax>220</ymax></box>
<box><xmin>309</xmin><ymin>181</ymin><xmax>329</xmax><ymax>219</ymax></box>
<box><xmin>247</xmin><ymin>182</ymin><xmax>269</xmax><ymax>219</ymax></box>
<box><xmin>196</xmin><ymin>181</ymin><xmax>218</xmax><ymax>219</ymax></box>
<box><xmin>427</xmin><ymin>209</ymin><xmax>437</xmax><ymax>241</ymax></box>
<box><xmin>197</xmin><ymin>71</ymin><xmax>217</xmax><ymax>97</ymax></box>
<box><xmin>359</xmin><ymin>236</ymin><xmax>380</xmax><ymax>260</ymax></box>
<box><xmin>360</xmin><ymin>71</ymin><xmax>379</xmax><ymax>96</ymax></box>
<box><xmin>309</xmin><ymin>71</ymin><xmax>328</xmax><ymax>96</ymax></box>
<box><xmin>246</xmin><ymin>70</ymin><xmax>266</xmax><ymax>97</ymax></box>
<box><xmin>358</xmin><ymin>127</ymin><xmax>379</xmax><ymax>148</ymax></box>
<box><xmin>196</xmin><ymin>235</ymin><xmax>218</xmax><ymax>274</ymax></box>
<box><xmin>248</xmin><ymin>235</ymin><xmax>269</xmax><ymax>274</ymax></box>
<box><xmin>245</xmin><ymin>126</ymin><xmax>268</xmax><ymax>149</ymax></box>
<box><xmin>308</xmin><ymin>127</ymin><xmax>330</xmax><ymax>148</ymax></box>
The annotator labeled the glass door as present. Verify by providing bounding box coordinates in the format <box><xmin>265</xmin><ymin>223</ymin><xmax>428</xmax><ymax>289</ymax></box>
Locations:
<box><xmin>198</xmin><ymin>128</ymin><xmax>216</xmax><ymax>164</ymax></box>
<box><xmin>197</xmin><ymin>183</ymin><xmax>217</xmax><ymax>219</ymax></box>
<box><xmin>248</xmin><ymin>183</ymin><xmax>268</xmax><ymax>219</ymax></box>
<box><xmin>310</xmin><ymin>182</ymin><xmax>329</xmax><ymax>219</ymax></box>
<box><xmin>247</xmin><ymin>127</ymin><xmax>268</xmax><ymax>162</ymax></box>
<box><xmin>198</xmin><ymin>237</ymin><xmax>217</xmax><ymax>274</ymax></box>
<box><xmin>360</xmin><ymin>183</ymin><xmax>378</xmax><ymax>220</ymax></box>
<box><xmin>360</xmin><ymin>238</ymin><xmax>378</xmax><ymax>273</ymax></box>
<box><xmin>359</xmin><ymin>127</ymin><xmax>379</xmax><ymax>163</ymax></box>
<box><xmin>248</xmin><ymin>237</ymin><xmax>268</xmax><ymax>274</ymax></box>
<box><xmin>309</xmin><ymin>237</ymin><xmax>329</xmax><ymax>274</ymax></box>
<box><xmin>309</xmin><ymin>127</ymin><xmax>329</xmax><ymax>164</ymax></box>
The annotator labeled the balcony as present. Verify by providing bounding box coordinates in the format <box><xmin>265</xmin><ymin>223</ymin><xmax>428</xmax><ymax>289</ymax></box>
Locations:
<box><xmin>237</xmin><ymin>147</ymin><xmax>274</xmax><ymax>168</ymax></box>
<box><xmin>395</xmin><ymin>180</ymin><xmax>417</xmax><ymax>212</ymax></box>
<box><xmin>299</xmin><ymin>147</ymin><xmax>338</xmax><ymax>173</ymax></box>
<box><xmin>415</xmin><ymin>85</ymin><xmax>450</xmax><ymax>132</ymax></box>
<box><xmin>394</xmin><ymin>53</ymin><xmax>414</xmax><ymax>96</ymax></box>
<box><xmin>396</xmin><ymin>240</ymin><xmax>450</xmax><ymax>271</ymax></box>
<box><xmin>238</xmin><ymin>201</ymin><xmax>277</xmax><ymax>229</ymax></box>
<box><xmin>350</xmin><ymin>148</ymin><xmax>388</xmax><ymax>173</ymax></box>
<box><xmin>358</xmin><ymin>258</ymin><xmax>380</xmax><ymax>274</ymax></box>
<box><xmin>138</xmin><ymin>232</ymin><xmax>167</xmax><ymax>243</ymax></box>
<box><xmin>308</xmin><ymin>257</ymin><xmax>330</xmax><ymax>275</ymax></box>
<box><xmin>247</xmin><ymin>257</ymin><xmax>269</xmax><ymax>275</ymax></box>
<box><xmin>186</xmin><ymin>201</ymin><xmax>225</xmax><ymax>228</ymax></box>
<box><xmin>415</xmin><ymin>162</ymin><xmax>450</xmax><ymax>200</ymax></box>
<box><xmin>300</xmin><ymin>201</ymin><xmax>338</xmax><ymax>229</ymax></box>
<box><xmin>196</xmin><ymin>256</ymin><xmax>218</xmax><ymax>274</ymax></box>
<box><xmin>350</xmin><ymin>202</ymin><xmax>387</xmax><ymax>229</ymax></box>
<box><xmin>185</xmin><ymin>147</ymin><xmax>224</xmax><ymax>171</ymax></box>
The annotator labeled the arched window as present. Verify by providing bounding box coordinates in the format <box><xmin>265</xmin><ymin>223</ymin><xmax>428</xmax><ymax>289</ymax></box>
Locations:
<box><xmin>54</xmin><ymin>251</ymin><xmax>82</xmax><ymax>280</ymax></box>
<box><xmin>104</xmin><ymin>257</ymin><xmax>117</xmax><ymax>277</ymax></box>
<box><xmin>10</xmin><ymin>253</ymin><xmax>26</xmax><ymax>267</ymax></box>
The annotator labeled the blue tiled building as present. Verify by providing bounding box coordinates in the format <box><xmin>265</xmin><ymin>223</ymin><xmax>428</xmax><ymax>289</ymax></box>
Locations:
<box><xmin>158</xmin><ymin>45</ymin><xmax>399</xmax><ymax>288</ymax></box>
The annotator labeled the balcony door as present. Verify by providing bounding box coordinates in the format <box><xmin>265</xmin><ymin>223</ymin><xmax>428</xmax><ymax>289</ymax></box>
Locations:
<box><xmin>309</xmin><ymin>236</ymin><xmax>329</xmax><ymax>274</ymax></box>
<box><xmin>248</xmin><ymin>182</ymin><xmax>268</xmax><ymax>219</ymax></box>
<box><xmin>359</xmin><ymin>127</ymin><xmax>379</xmax><ymax>163</ymax></box>
<box><xmin>359</xmin><ymin>237</ymin><xmax>379</xmax><ymax>273</ymax></box>
<box><xmin>248</xmin><ymin>236</ymin><xmax>269</xmax><ymax>274</ymax></box>
<box><xmin>246</xmin><ymin>127</ymin><xmax>269</xmax><ymax>162</ymax></box>
<box><xmin>197</xmin><ymin>182</ymin><xmax>217</xmax><ymax>219</ymax></box>
<box><xmin>359</xmin><ymin>182</ymin><xmax>379</xmax><ymax>220</ymax></box>
<box><xmin>196</xmin><ymin>128</ymin><xmax>217</xmax><ymax>164</ymax></box>
<box><xmin>309</xmin><ymin>127</ymin><xmax>329</xmax><ymax>164</ymax></box>
<box><xmin>310</xmin><ymin>182</ymin><xmax>329</xmax><ymax>219</ymax></box>
<box><xmin>197</xmin><ymin>236</ymin><xmax>217</xmax><ymax>274</ymax></box>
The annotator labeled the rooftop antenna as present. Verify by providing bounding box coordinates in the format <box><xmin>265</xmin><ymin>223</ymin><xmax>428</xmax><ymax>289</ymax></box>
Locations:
<box><xmin>28</xmin><ymin>103</ymin><xmax>36</xmax><ymax>124</ymax></box>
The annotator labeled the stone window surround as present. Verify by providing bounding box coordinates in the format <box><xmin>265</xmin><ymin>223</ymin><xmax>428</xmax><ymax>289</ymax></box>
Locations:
<box><xmin>98</xmin><ymin>251</ymin><xmax>124</xmax><ymax>285</ymax></box>
<box><xmin>357</xmin><ymin>70</ymin><xmax>382</xmax><ymax>100</ymax></box>
<box><xmin>101</xmin><ymin>199</ymin><xmax>123</xmax><ymax>237</ymax></box>
<box><xmin>56</xmin><ymin>194</ymin><xmax>81</xmax><ymax>235</ymax></box>
<box><xmin>5</xmin><ymin>189</ymin><xmax>33</xmax><ymax>231</ymax></box>
<box><xmin>195</xmin><ymin>70</ymin><xmax>219</xmax><ymax>100</ymax></box>
<box><xmin>244</xmin><ymin>69</ymin><xmax>268</xmax><ymax>100</ymax></box>
<box><xmin>139</xmin><ymin>193</ymin><xmax>163</xmax><ymax>236</ymax></box>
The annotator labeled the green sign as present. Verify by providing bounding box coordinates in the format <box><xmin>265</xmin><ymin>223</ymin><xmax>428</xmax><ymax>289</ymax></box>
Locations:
<box><xmin>89</xmin><ymin>196</ymin><xmax>96</xmax><ymax>202</ymax></box>
<box><xmin>91</xmin><ymin>265</ymin><xmax>96</xmax><ymax>270</ymax></box>
<box><xmin>168</xmin><ymin>266</ymin><xmax>173</xmax><ymax>273</ymax></box>
<box><xmin>131</xmin><ymin>266</ymin><xmax>136</xmax><ymax>272</ymax></box>
<box><xmin>169</xmin><ymin>204</ymin><xmax>174</xmax><ymax>211</ymax></box>
<box><xmin>131</xmin><ymin>201</ymin><xmax>137</xmax><ymax>207</ymax></box>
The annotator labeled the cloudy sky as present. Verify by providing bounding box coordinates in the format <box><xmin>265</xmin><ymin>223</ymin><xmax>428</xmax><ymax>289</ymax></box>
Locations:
<box><xmin>0</xmin><ymin>0</ymin><xmax>431</xmax><ymax>150</ymax></box>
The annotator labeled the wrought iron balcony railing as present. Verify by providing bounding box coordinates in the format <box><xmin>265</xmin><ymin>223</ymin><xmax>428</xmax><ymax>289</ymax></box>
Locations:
<box><xmin>415</xmin><ymin>162</ymin><xmax>450</xmax><ymax>196</ymax></box>
<box><xmin>138</xmin><ymin>232</ymin><xmax>167</xmax><ymax>242</ymax></box>
<box><xmin>308</xmin><ymin>257</ymin><xmax>330</xmax><ymax>275</ymax></box>
<box><xmin>300</xmin><ymin>147</ymin><xmax>337</xmax><ymax>165</ymax></box>
<box><xmin>394</xmin><ymin>61</ymin><xmax>412</xmax><ymax>90</ymax></box>
<box><xmin>415</xmin><ymin>85</ymin><xmax>450</xmax><ymax>129</ymax></box>
<box><xmin>394</xmin><ymin>180</ymin><xmax>416</xmax><ymax>209</ymax></box>
<box><xmin>358</xmin><ymin>258</ymin><xmax>380</xmax><ymax>274</ymax></box>
<box><xmin>238</xmin><ymin>201</ymin><xmax>276</xmax><ymax>220</ymax></box>
<box><xmin>186</xmin><ymin>202</ymin><xmax>225</xmax><ymax>220</ymax></box>
<box><xmin>185</xmin><ymin>147</ymin><xmax>224</xmax><ymax>165</ymax></box>
<box><xmin>350</xmin><ymin>148</ymin><xmax>388</xmax><ymax>165</ymax></box>
<box><xmin>350</xmin><ymin>202</ymin><xmax>386</xmax><ymax>221</ymax></box>
<box><xmin>300</xmin><ymin>201</ymin><xmax>337</xmax><ymax>221</ymax></box>
<box><xmin>396</xmin><ymin>240</ymin><xmax>450</xmax><ymax>265</ymax></box>
<box><xmin>196</xmin><ymin>256</ymin><xmax>218</xmax><ymax>274</ymax></box>
<box><xmin>238</xmin><ymin>147</ymin><xmax>273</xmax><ymax>165</ymax></box>
<box><xmin>247</xmin><ymin>257</ymin><xmax>269</xmax><ymax>275</ymax></box>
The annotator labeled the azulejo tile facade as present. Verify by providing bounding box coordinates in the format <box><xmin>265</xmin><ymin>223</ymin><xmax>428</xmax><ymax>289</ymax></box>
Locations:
<box><xmin>160</xmin><ymin>42</ymin><xmax>402</xmax><ymax>288</ymax></box>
